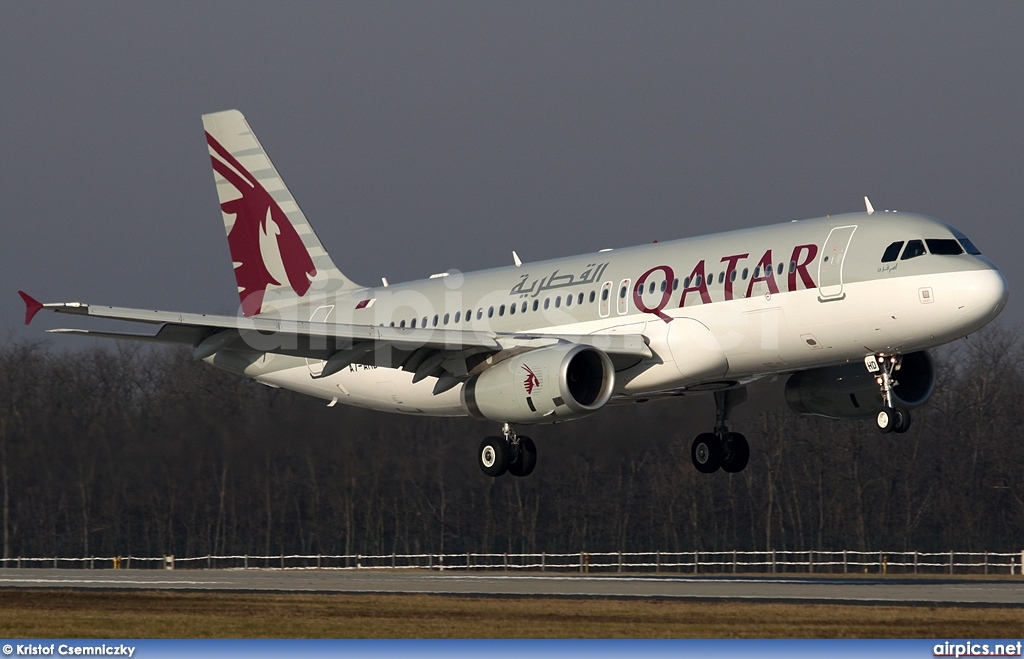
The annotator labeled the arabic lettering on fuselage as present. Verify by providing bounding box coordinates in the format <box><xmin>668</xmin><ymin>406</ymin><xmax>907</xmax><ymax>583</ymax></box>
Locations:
<box><xmin>509</xmin><ymin>262</ymin><xmax>610</xmax><ymax>298</ymax></box>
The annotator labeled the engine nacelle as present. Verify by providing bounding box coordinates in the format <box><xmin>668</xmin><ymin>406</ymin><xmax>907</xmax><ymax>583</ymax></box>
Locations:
<box><xmin>462</xmin><ymin>344</ymin><xmax>615</xmax><ymax>423</ymax></box>
<box><xmin>785</xmin><ymin>351</ymin><xmax>935</xmax><ymax>419</ymax></box>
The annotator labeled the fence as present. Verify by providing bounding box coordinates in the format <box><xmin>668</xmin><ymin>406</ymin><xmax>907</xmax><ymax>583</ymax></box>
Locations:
<box><xmin>2</xmin><ymin>550</ymin><xmax>1022</xmax><ymax>575</ymax></box>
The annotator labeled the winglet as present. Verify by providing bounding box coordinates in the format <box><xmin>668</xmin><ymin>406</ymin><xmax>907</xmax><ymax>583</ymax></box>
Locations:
<box><xmin>864</xmin><ymin>196</ymin><xmax>875</xmax><ymax>215</ymax></box>
<box><xmin>18</xmin><ymin>291</ymin><xmax>44</xmax><ymax>325</ymax></box>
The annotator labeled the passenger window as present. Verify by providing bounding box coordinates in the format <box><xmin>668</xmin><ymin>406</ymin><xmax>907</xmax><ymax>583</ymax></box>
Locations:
<box><xmin>565</xmin><ymin>295</ymin><xmax>572</xmax><ymax>307</ymax></box>
<box><xmin>522</xmin><ymin>301</ymin><xmax>527</xmax><ymax>313</ymax></box>
<box><xmin>777</xmin><ymin>263</ymin><xmax>784</xmax><ymax>275</ymax></box>
<box><xmin>589</xmin><ymin>291</ymin><xmax>596</xmax><ymax>303</ymax></box>
<box><xmin>488</xmin><ymin>306</ymin><xmax>494</xmax><ymax>318</ymax></box>
<box><xmin>445</xmin><ymin>313</ymin><xmax>451</xmax><ymax>324</ymax></box>
<box><xmin>881</xmin><ymin>241</ymin><xmax>904</xmax><ymax>263</ymax></box>
<box><xmin>926</xmin><ymin>239</ymin><xmax>964</xmax><ymax>255</ymax></box>
<box><xmin>601</xmin><ymin>289</ymin><xmax>609</xmax><ymax>301</ymax></box>
<box><xmin>400</xmin><ymin>320</ymin><xmax>406</xmax><ymax>328</ymax></box>
<box><xmin>453</xmin><ymin>312</ymin><xmax>459</xmax><ymax>323</ymax></box>
<box><xmin>619</xmin><ymin>286</ymin><xmax>627</xmax><ymax>298</ymax></box>
<box><xmin>555</xmin><ymin>297</ymin><xmax>561</xmax><ymax>308</ymax></box>
<box><xmin>901</xmin><ymin>240</ymin><xmax>927</xmax><ymax>260</ymax></box>
<box><xmin>544</xmin><ymin>298</ymin><xmax>550</xmax><ymax>309</ymax></box>
<box><xmin>694</xmin><ymin>274</ymin><xmax>703</xmax><ymax>287</ymax></box>
<box><xmin>578</xmin><ymin>292</ymin><xmax>584</xmax><ymax>305</ymax></box>
<box><xmin>719</xmin><ymin>272</ymin><xmax>725</xmax><ymax>284</ymax></box>
<box><xmin>433</xmin><ymin>315</ymin><xmax>439</xmax><ymax>326</ymax></box>
<box><xmin>684</xmin><ymin>277</ymin><xmax>691</xmax><ymax>288</ymax></box>
<box><xmin>533</xmin><ymin>300</ymin><xmax>540</xmax><ymax>311</ymax></box>
<box><xmin>660</xmin><ymin>281</ymin><xmax>666</xmax><ymax>292</ymax></box>
<box><xmin>788</xmin><ymin>261</ymin><xmax>795</xmax><ymax>274</ymax></box>
<box><xmin>477</xmin><ymin>309</ymin><xmax>483</xmax><ymax>320</ymax></box>
<box><xmin>498</xmin><ymin>305</ymin><xmax>505</xmax><ymax>316</ymax></box>
<box><xmin>673</xmin><ymin>278</ymin><xmax>679</xmax><ymax>291</ymax></box>
<box><xmin>730</xmin><ymin>270</ymin><xmax>737</xmax><ymax>282</ymax></box>
<box><xmin>742</xmin><ymin>268</ymin><xmax>749</xmax><ymax>279</ymax></box>
<box><xmin>422</xmin><ymin>317</ymin><xmax>428</xmax><ymax>328</ymax></box>
<box><xmin>509</xmin><ymin>303</ymin><xmax>516</xmax><ymax>315</ymax></box>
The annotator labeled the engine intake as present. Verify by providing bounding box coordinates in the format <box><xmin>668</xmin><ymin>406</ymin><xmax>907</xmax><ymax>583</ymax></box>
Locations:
<box><xmin>462</xmin><ymin>344</ymin><xmax>615</xmax><ymax>423</ymax></box>
<box><xmin>785</xmin><ymin>351</ymin><xmax>935</xmax><ymax>419</ymax></box>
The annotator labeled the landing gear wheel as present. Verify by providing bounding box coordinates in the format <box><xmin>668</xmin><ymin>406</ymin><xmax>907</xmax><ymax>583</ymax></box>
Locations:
<box><xmin>892</xmin><ymin>406</ymin><xmax>912</xmax><ymax>434</ymax></box>
<box><xmin>876</xmin><ymin>408</ymin><xmax>896</xmax><ymax>434</ymax></box>
<box><xmin>508</xmin><ymin>436</ymin><xmax>537</xmax><ymax>477</ymax></box>
<box><xmin>691</xmin><ymin>433</ymin><xmax>723</xmax><ymax>473</ymax></box>
<box><xmin>721</xmin><ymin>432</ymin><xmax>750</xmax><ymax>473</ymax></box>
<box><xmin>478</xmin><ymin>436</ymin><xmax>510</xmax><ymax>477</ymax></box>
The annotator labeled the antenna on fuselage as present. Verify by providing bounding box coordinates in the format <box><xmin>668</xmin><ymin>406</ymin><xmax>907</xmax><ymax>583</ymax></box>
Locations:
<box><xmin>512</xmin><ymin>251</ymin><xmax>522</xmax><ymax>267</ymax></box>
<box><xmin>864</xmin><ymin>196</ymin><xmax>875</xmax><ymax>215</ymax></box>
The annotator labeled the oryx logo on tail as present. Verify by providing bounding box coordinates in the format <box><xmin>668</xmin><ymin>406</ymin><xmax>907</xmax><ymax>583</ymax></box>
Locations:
<box><xmin>207</xmin><ymin>132</ymin><xmax>316</xmax><ymax>316</ymax></box>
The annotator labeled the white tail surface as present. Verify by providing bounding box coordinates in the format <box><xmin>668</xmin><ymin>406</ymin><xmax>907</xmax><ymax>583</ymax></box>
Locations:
<box><xmin>202</xmin><ymin>109</ymin><xmax>362</xmax><ymax>317</ymax></box>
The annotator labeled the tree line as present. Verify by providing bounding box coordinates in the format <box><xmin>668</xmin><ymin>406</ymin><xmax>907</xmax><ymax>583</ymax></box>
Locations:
<box><xmin>0</xmin><ymin>326</ymin><xmax>1022</xmax><ymax>561</ymax></box>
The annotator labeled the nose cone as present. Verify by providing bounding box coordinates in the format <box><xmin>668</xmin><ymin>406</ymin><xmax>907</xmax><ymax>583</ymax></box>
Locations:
<box><xmin>962</xmin><ymin>266</ymin><xmax>1009</xmax><ymax>329</ymax></box>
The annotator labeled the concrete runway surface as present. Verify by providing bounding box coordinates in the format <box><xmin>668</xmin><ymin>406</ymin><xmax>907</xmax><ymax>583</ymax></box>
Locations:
<box><xmin>0</xmin><ymin>569</ymin><xmax>1021</xmax><ymax>605</ymax></box>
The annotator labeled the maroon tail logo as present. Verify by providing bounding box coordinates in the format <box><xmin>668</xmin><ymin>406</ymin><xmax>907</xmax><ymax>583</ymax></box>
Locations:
<box><xmin>207</xmin><ymin>132</ymin><xmax>316</xmax><ymax>317</ymax></box>
<box><xmin>522</xmin><ymin>364</ymin><xmax>540</xmax><ymax>395</ymax></box>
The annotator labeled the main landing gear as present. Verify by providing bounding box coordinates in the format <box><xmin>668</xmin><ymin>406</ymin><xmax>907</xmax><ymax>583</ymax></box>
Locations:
<box><xmin>478</xmin><ymin>423</ymin><xmax>537</xmax><ymax>478</ymax></box>
<box><xmin>690</xmin><ymin>388</ymin><xmax>750</xmax><ymax>474</ymax></box>
<box><xmin>866</xmin><ymin>354</ymin><xmax>911</xmax><ymax>434</ymax></box>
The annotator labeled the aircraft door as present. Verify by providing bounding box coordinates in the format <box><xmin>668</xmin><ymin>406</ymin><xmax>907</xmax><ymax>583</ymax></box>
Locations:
<box><xmin>817</xmin><ymin>225</ymin><xmax>857</xmax><ymax>301</ymax></box>
<box><xmin>599</xmin><ymin>281</ymin><xmax>612</xmax><ymax>318</ymax></box>
<box><xmin>305</xmin><ymin>305</ymin><xmax>335</xmax><ymax>375</ymax></box>
<box><xmin>616</xmin><ymin>279</ymin><xmax>631</xmax><ymax>315</ymax></box>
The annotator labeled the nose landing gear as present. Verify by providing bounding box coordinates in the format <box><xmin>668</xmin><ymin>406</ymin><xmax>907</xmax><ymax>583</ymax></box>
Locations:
<box><xmin>866</xmin><ymin>354</ymin><xmax>911</xmax><ymax>434</ymax></box>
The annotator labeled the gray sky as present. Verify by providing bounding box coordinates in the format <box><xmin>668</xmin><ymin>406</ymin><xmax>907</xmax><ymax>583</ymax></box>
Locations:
<box><xmin>3</xmin><ymin>2</ymin><xmax>1022</xmax><ymax>345</ymax></box>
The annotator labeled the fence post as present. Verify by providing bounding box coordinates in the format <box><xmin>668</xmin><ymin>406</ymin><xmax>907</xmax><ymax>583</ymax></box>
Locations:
<box><xmin>541</xmin><ymin>552</ymin><xmax>545</xmax><ymax>572</ymax></box>
<box><xmin>392</xmin><ymin>553</ymin><xmax>396</xmax><ymax>569</ymax></box>
<box><xmin>467</xmin><ymin>553</ymin><xmax>471</xmax><ymax>571</ymax></box>
<box><xmin>732</xmin><ymin>550</ymin><xmax>737</xmax><ymax>574</ymax></box>
<box><xmin>809</xmin><ymin>551</ymin><xmax>814</xmax><ymax>574</ymax></box>
<box><xmin>693</xmin><ymin>551</ymin><xmax>697</xmax><ymax>574</ymax></box>
<box><xmin>914</xmin><ymin>551</ymin><xmax>918</xmax><ymax>575</ymax></box>
<box><xmin>949</xmin><ymin>550</ymin><xmax>954</xmax><ymax>575</ymax></box>
<box><xmin>843</xmin><ymin>550</ymin><xmax>847</xmax><ymax>574</ymax></box>
<box><xmin>90</xmin><ymin>557</ymin><xmax>94</xmax><ymax>570</ymax></box>
<box><xmin>317</xmin><ymin>554</ymin><xmax>322</xmax><ymax>569</ymax></box>
<box><xmin>771</xmin><ymin>550</ymin><xmax>776</xmax><ymax>574</ymax></box>
<box><xmin>505</xmin><ymin>553</ymin><xmax>508</xmax><ymax>572</ymax></box>
<box><xmin>984</xmin><ymin>552</ymin><xmax>988</xmax><ymax>575</ymax></box>
<box><xmin>617</xmin><ymin>551</ymin><xmax>622</xmax><ymax>573</ymax></box>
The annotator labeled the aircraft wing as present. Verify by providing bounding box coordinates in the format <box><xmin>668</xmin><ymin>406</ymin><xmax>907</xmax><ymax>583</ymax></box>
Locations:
<box><xmin>20</xmin><ymin>293</ymin><xmax>650</xmax><ymax>389</ymax></box>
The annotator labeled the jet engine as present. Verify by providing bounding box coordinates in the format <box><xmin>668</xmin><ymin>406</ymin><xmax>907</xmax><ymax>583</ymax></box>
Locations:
<box><xmin>785</xmin><ymin>351</ymin><xmax>935</xmax><ymax>419</ymax></box>
<box><xmin>462</xmin><ymin>344</ymin><xmax>615</xmax><ymax>423</ymax></box>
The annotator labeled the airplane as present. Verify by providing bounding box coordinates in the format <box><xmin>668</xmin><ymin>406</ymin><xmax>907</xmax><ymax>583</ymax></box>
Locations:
<box><xmin>19</xmin><ymin>110</ymin><xmax>1008</xmax><ymax>478</ymax></box>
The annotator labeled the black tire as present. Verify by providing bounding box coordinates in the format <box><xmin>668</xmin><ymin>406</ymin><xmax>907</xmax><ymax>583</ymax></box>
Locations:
<box><xmin>478</xmin><ymin>436</ymin><xmax>509</xmax><ymax>477</ymax></box>
<box><xmin>508</xmin><ymin>436</ymin><xmax>537</xmax><ymax>477</ymax></box>
<box><xmin>721</xmin><ymin>432</ymin><xmax>750</xmax><ymax>473</ymax></box>
<box><xmin>691</xmin><ymin>433</ymin><xmax>722</xmax><ymax>474</ymax></box>
<box><xmin>876</xmin><ymin>408</ymin><xmax>896</xmax><ymax>434</ymax></box>
<box><xmin>893</xmin><ymin>406</ymin><xmax>912</xmax><ymax>434</ymax></box>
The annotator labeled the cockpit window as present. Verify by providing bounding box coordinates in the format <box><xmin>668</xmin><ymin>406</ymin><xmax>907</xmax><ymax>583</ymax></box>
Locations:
<box><xmin>926</xmin><ymin>239</ymin><xmax>964</xmax><ymax>255</ymax></box>
<box><xmin>901</xmin><ymin>239</ymin><xmax>927</xmax><ymax>260</ymax></box>
<box><xmin>881</xmin><ymin>241</ymin><xmax>904</xmax><ymax>263</ymax></box>
<box><xmin>959</xmin><ymin>238</ymin><xmax>982</xmax><ymax>255</ymax></box>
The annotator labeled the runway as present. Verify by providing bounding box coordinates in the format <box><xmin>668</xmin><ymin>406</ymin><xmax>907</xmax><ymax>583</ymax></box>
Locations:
<box><xmin>0</xmin><ymin>568</ymin><xmax>1021</xmax><ymax>605</ymax></box>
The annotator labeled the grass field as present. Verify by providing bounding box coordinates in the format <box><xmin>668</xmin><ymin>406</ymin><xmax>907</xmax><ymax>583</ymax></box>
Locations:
<box><xmin>0</xmin><ymin>590</ymin><xmax>1022</xmax><ymax>638</ymax></box>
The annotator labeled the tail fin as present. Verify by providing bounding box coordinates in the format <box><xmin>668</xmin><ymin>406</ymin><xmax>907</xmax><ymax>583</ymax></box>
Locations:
<box><xmin>202</xmin><ymin>109</ymin><xmax>363</xmax><ymax>317</ymax></box>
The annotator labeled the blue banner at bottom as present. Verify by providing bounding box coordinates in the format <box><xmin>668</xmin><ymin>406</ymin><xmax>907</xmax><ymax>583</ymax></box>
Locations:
<box><xmin>0</xmin><ymin>639</ymin><xmax>1021</xmax><ymax>659</ymax></box>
